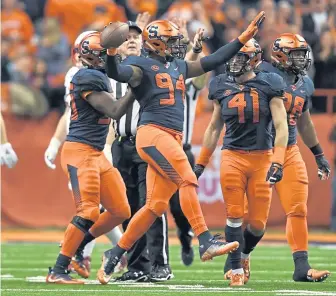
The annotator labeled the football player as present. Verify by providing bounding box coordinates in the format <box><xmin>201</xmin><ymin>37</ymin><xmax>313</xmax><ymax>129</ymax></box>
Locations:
<box><xmin>46</xmin><ymin>32</ymin><xmax>135</xmax><ymax>284</ymax></box>
<box><xmin>194</xmin><ymin>39</ymin><xmax>288</xmax><ymax>286</ymax></box>
<box><xmin>223</xmin><ymin>33</ymin><xmax>331</xmax><ymax>283</ymax></box>
<box><xmin>44</xmin><ymin>31</ymin><xmax>127</xmax><ymax>279</ymax></box>
<box><xmin>258</xmin><ymin>33</ymin><xmax>330</xmax><ymax>282</ymax></box>
<box><xmin>97</xmin><ymin>12</ymin><xmax>266</xmax><ymax>284</ymax></box>
<box><xmin>0</xmin><ymin>113</ymin><xmax>18</xmax><ymax>168</ymax></box>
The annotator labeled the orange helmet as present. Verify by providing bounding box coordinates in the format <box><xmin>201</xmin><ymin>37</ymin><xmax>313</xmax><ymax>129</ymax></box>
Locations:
<box><xmin>143</xmin><ymin>20</ymin><xmax>187</xmax><ymax>61</ymax></box>
<box><xmin>78</xmin><ymin>32</ymin><xmax>107</xmax><ymax>70</ymax></box>
<box><xmin>226</xmin><ymin>38</ymin><xmax>262</xmax><ymax>76</ymax></box>
<box><xmin>72</xmin><ymin>30</ymin><xmax>96</xmax><ymax>65</ymax></box>
<box><xmin>271</xmin><ymin>33</ymin><xmax>311</xmax><ymax>74</ymax></box>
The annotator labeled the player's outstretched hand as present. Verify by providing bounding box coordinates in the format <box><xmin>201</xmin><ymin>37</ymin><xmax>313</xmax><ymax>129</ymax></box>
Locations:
<box><xmin>135</xmin><ymin>11</ymin><xmax>151</xmax><ymax>31</ymax></box>
<box><xmin>194</xmin><ymin>164</ymin><xmax>205</xmax><ymax>179</ymax></box>
<box><xmin>266</xmin><ymin>162</ymin><xmax>283</xmax><ymax>185</ymax></box>
<box><xmin>238</xmin><ymin>11</ymin><xmax>265</xmax><ymax>44</ymax></box>
<box><xmin>0</xmin><ymin>142</ymin><xmax>18</xmax><ymax>168</ymax></box>
<box><xmin>193</xmin><ymin>28</ymin><xmax>205</xmax><ymax>52</ymax></box>
<box><xmin>315</xmin><ymin>155</ymin><xmax>331</xmax><ymax>180</ymax></box>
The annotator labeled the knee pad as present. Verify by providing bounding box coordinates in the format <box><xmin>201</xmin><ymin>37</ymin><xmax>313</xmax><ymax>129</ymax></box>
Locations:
<box><xmin>71</xmin><ymin>216</ymin><xmax>95</xmax><ymax>233</ymax></box>
<box><xmin>288</xmin><ymin>202</ymin><xmax>307</xmax><ymax>217</ymax></box>
<box><xmin>147</xmin><ymin>200</ymin><xmax>168</xmax><ymax>217</ymax></box>
<box><xmin>78</xmin><ymin>206</ymin><xmax>100</xmax><ymax>224</ymax></box>
<box><xmin>247</xmin><ymin>222</ymin><xmax>266</xmax><ymax>235</ymax></box>
<box><xmin>227</xmin><ymin>204</ymin><xmax>245</xmax><ymax>219</ymax></box>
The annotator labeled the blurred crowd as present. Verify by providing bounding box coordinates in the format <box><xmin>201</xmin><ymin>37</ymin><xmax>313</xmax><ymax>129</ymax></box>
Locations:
<box><xmin>1</xmin><ymin>0</ymin><xmax>336</xmax><ymax>118</ymax></box>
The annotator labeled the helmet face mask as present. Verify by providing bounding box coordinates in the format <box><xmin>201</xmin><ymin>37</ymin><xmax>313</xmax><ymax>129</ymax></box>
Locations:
<box><xmin>227</xmin><ymin>53</ymin><xmax>250</xmax><ymax>77</ymax></box>
<box><xmin>226</xmin><ymin>38</ymin><xmax>262</xmax><ymax>77</ymax></box>
<box><xmin>288</xmin><ymin>49</ymin><xmax>311</xmax><ymax>73</ymax></box>
<box><xmin>143</xmin><ymin>20</ymin><xmax>187</xmax><ymax>62</ymax></box>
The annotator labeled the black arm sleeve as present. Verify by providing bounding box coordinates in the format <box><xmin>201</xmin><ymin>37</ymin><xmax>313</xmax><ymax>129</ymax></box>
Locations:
<box><xmin>200</xmin><ymin>39</ymin><xmax>244</xmax><ymax>73</ymax></box>
<box><xmin>106</xmin><ymin>54</ymin><xmax>134</xmax><ymax>83</ymax></box>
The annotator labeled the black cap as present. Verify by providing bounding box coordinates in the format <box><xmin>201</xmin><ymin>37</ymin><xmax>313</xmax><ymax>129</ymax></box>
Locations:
<box><xmin>127</xmin><ymin>21</ymin><xmax>142</xmax><ymax>34</ymax></box>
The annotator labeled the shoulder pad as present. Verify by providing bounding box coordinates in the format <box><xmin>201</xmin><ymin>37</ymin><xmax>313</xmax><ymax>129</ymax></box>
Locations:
<box><xmin>261</xmin><ymin>72</ymin><xmax>286</xmax><ymax>97</ymax></box>
<box><xmin>208</xmin><ymin>75</ymin><xmax>226</xmax><ymax>100</ymax></box>
<box><xmin>302</xmin><ymin>75</ymin><xmax>315</xmax><ymax>97</ymax></box>
<box><xmin>72</xmin><ymin>69</ymin><xmax>112</xmax><ymax>93</ymax></box>
<box><xmin>257</xmin><ymin>61</ymin><xmax>274</xmax><ymax>73</ymax></box>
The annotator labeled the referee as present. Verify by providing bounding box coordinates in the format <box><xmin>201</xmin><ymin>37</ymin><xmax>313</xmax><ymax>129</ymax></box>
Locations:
<box><xmin>111</xmin><ymin>21</ymin><xmax>171</xmax><ymax>282</ymax></box>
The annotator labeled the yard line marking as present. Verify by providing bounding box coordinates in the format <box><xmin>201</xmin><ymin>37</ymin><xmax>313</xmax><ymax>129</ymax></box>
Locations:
<box><xmin>0</xmin><ymin>274</ymin><xmax>14</xmax><ymax>278</ymax></box>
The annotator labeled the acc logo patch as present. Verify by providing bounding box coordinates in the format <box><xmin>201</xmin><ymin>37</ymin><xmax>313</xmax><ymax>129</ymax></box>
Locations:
<box><xmin>151</xmin><ymin>65</ymin><xmax>159</xmax><ymax>71</ymax></box>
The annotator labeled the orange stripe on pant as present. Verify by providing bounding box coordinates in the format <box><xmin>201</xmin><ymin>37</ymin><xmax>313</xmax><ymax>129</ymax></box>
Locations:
<box><xmin>275</xmin><ymin>144</ymin><xmax>308</xmax><ymax>252</ymax></box>
<box><xmin>220</xmin><ymin>149</ymin><xmax>272</xmax><ymax>231</ymax></box>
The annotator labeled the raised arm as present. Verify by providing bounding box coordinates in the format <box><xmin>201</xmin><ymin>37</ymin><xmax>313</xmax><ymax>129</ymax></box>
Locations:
<box><xmin>85</xmin><ymin>88</ymin><xmax>135</xmax><ymax>120</ymax></box>
<box><xmin>0</xmin><ymin>113</ymin><xmax>18</xmax><ymax>168</ymax></box>
<box><xmin>266</xmin><ymin>97</ymin><xmax>288</xmax><ymax>184</ymax></box>
<box><xmin>106</xmin><ymin>50</ymin><xmax>143</xmax><ymax>87</ymax></box>
<box><xmin>297</xmin><ymin>109</ymin><xmax>331</xmax><ymax>180</ymax></box>
<box><xmin>194</xmin><ymin>100</ymin><xmax>224</xmax><ymax>179</ymax></box>
<box><xmin>186</xmin><ymin>11</ymin><xmax>265</xmax><ymax>78</ymax></box>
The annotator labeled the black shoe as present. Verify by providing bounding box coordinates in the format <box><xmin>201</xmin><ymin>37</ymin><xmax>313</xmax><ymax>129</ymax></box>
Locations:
<box><xmin>178</xmin><ymin>230</ymin><xmax>194</xmax><ymax>266</ymax></box>
<box><xmin>150</xmin><ymin>264</ymin><xmax>174</xmax><ymax>282</ymax></box>
<box><xmin>199</xmin><ymin>234</ymin><xmax>239</xmax><ymax>262</ymax></box>
<box><xmin>115</xmin><ymin>270</ymin><xmax>149</xmax><ymax>282</ymax></box>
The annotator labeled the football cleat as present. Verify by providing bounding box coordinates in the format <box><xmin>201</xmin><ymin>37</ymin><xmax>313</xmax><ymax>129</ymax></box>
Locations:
<box><xmin>179</xmin><ymin>230</ymin><xmax>194</xmax><ymax>266</ymax></box>
<box><xmin>115</xmin><ymin>270</ymin><xmax>149</xmax><ymax>282</ymax></box>
<box><xmin>150</xmin><ymin>264</ymin><xmax>174</xmax><ymax>282</ymax></box>
<box><xmin>199</xmin><ymin>235</ymin><xmax>239</xmax><ymax>262</ymax></box>
<box><xmin>114</xmin><ymin>254</ymin><xmax>127</xmax><ymax>274</ymax></box>
<box><xmin>241</xmin><ymin>257</ymin><xmax>251</xmax><ymax>284</ymax></box>
<box><xmin>97</xmin><ymin>250</ymin><xmax>120</xmax><ymax>285</ymax></box>
<box><xmin>229</xmin><ymin>272</ymin><xmax>244</xmax><ymax>286</ymax></box>
<box><xmin>224</xmin><ymin>269</ymin><xmax>232</xmax><ymax>280</ymax></box>
<box><xmin>71</xmin><ymin>254</ymin><xmax>90</xmax><ymax>279</ymax></box>
<box><xmin>46</xmin><ymin>267</ymin><xmax>84</xmax><ymax>284</ymax></box>
<box><xmin>294</xmin><ymin>269</ymin><xmax>331</xmax><ymax>282</ymax></box>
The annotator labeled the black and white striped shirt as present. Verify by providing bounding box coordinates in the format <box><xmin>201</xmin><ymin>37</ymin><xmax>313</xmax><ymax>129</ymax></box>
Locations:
<box><xmin>110</xmin><ymin>79</ymin><xmax>140</xmax><ymax>137</ymax></box>
<box><xmin>183</xmin><ymin>79</ymin><xmax>201</xmax><ymax>145</ymax></box>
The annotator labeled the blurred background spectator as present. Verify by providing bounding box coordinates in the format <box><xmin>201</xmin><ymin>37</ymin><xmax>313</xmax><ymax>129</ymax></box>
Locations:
<box><xmin>1</xmin><ymin>0</ymin><xmax>335</xmax><ymax>116</ymax></box>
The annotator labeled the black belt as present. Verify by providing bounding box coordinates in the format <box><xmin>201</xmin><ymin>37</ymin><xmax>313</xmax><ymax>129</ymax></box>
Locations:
<box><xmin>118</xmin><ymin>135</ymin><xmax>136</xmax><ymax>145</ymax></box>
<box><xmin>183</xmin><ymin>143</ymin><xmax>192</xmax><ymax>151</ymax></box>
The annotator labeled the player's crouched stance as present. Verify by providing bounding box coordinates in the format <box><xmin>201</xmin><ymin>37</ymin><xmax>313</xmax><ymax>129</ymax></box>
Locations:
<box><xmin>194</xmin><ymin>39</ymin><xmax>289</xmax><ymax>286</ymax></box>
<box><xmin>46</xmin><ymin>32</ymin><xmax>134</xmax><ymax>284</ymax></box>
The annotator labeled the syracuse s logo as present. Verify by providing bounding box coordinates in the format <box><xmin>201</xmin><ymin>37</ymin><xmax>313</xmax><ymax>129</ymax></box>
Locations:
<box><xmin>148</xmin><ymin>25</ymin><xmax>159</xmax><ymax>39</ymax></box>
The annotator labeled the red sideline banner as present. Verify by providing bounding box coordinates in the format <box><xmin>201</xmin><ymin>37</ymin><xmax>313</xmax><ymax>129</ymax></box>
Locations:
<box><xmin>1</xmin><ymin>112</ymin><xmax>334</xmax><ymax>229</ymax></box>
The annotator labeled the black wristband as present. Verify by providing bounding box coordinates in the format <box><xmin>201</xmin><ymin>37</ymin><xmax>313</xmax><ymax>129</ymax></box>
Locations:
<box><xmin>310</xmin><ymin>143</ymin><xmax>324</xmax><ymax>156</ymax></box>
<box><xmin>192</xmin><ymin>46</ymin><xmax>202</xmax><ymax>53</ymax></box>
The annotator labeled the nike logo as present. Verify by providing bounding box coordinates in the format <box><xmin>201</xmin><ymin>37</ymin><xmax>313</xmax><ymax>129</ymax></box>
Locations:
<box><xmin>174</xmin><ymin>67</ymin><xmax>178</xmax><ymax>71</ymax></box>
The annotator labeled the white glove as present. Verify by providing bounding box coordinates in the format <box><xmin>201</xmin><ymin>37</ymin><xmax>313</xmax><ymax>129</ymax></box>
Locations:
<box><xmin>44</xmin><ymin>137</ymin><xmax>62</xmax><ymax>170</ymax></box>
<box><xmin>103</xmin><ymin>143</ymin><xmax>113</xmax><ymax>164</ymax></box>
<box><xmin>0</xmin><ymin>142</ymin><xmax>18</xmax><ymax>168</ymax></box>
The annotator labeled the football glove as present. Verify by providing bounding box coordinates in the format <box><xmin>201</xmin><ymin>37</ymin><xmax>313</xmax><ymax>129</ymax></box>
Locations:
<box><xmin>44</xmin><ymin>137</ymin><xmax>62</xmax><ymax>170</ymax></box>
<box><xmin>315</xmin><ymin>155</ymin><xmax>331</xmax><ymax>180</ymax></box>
<box><xmin>266</xmin><ymin>163</ymin><xmax>283</xmax><ymax>185</ymax></box>
<box><xmin>238</xmin><ymin>11</ymin><xmax>265</xmax><ymax>44</ymax></box>
<box><xmin>194</xmin><ymin>164</ymin><xmax>205</xmax><ymax>179</ymax></box>
<box><xmin>0</xmin><ymin>142</ymin><xmax>18</xmax><ymax>168</ymax></box>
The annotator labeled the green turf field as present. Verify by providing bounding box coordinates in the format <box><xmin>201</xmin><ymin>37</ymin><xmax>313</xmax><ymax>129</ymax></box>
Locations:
<box><xmin>1</xmin><ymin>243</ymin><xmax>336</xmax><ymax>296</ymax></box>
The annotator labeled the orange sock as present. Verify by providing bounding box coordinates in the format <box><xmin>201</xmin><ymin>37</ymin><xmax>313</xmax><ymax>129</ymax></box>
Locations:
<box><xmin>179</xmin><ymin>185</ymin><xmax>208</xmax><ymax>236</ymax></box>
<box><xmin>89</xmin><ymin>211</ymin><xmax>124</xmax><ymax>238</ymax></box>
<box><xmin>118</xmin><ymin>206</ymin><xmax>157</xmax><ymax>250</ymax></box>
<box><xmin>286</xmin><ymin>216</ymin><xmax>308</xmax><ymax>252</ymax></box>
<box><xmin>60</xmin><ymin>224</ymin><xmax>85</xmax><ymax>258</ymax></box>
